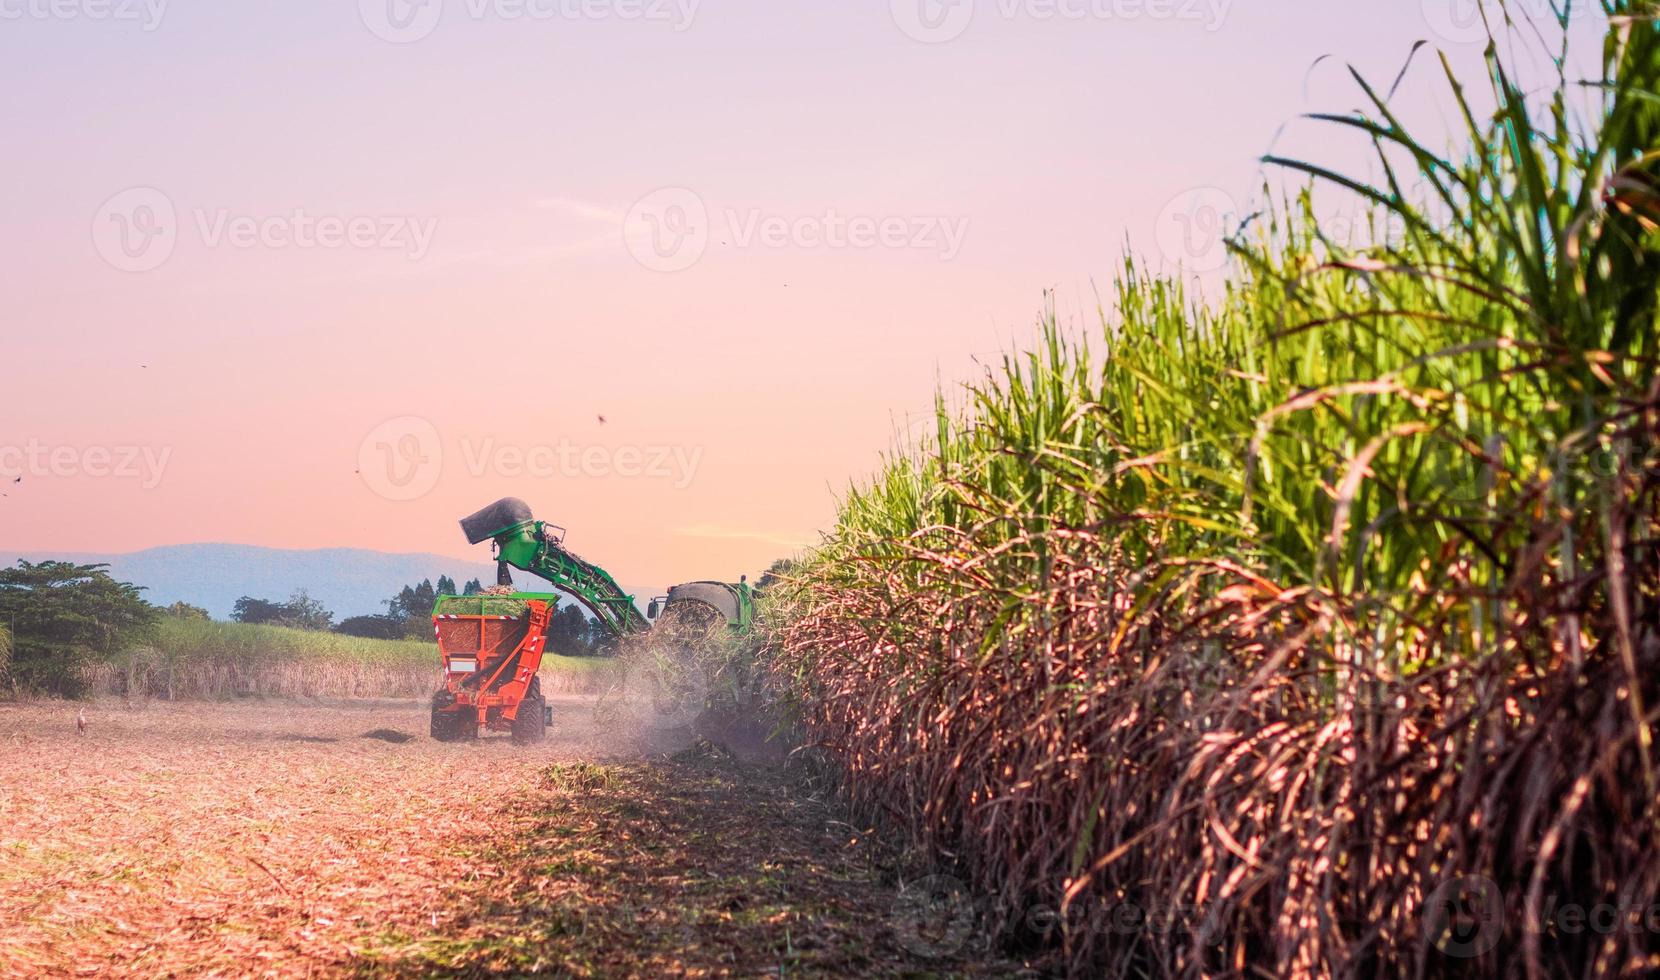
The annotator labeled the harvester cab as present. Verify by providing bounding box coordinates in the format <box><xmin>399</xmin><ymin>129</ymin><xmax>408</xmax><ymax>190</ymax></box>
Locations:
<box><xmin>429</xmin><ymin>497</ymin><xmax>759</xmax><ymax>743</ymax></box>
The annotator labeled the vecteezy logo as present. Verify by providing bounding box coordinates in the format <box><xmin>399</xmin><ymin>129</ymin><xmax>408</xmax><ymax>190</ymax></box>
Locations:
<box><xmin>1420</xmin><ymin>0</ymin><xmax>1488</xmax><ymax>45</ymax></box>
<box><xmin>92</xmin><ymin>187</ymin><xmax>177</xmax><ymax>273</ymax></box>
<box><xmin>623</xmin><ymin>187</ymin><xmax>710</xmax><ymax>272</ymax></box>
<box><xmin>1420</xmin><ymin>0</ymin><xmax>1586</xmax><ymax>46</ymax></box>
<box><xmin>892</xmin><ymin>874</ymin><xmax>975</xmax><ymax>958</ymax></box>
<box><xmin>1424</xmin><ymin>874</ymin><xmax>1504</xmax><ymax>959</ymax></box>
<box><xmin>359</xmin><ymin>0</ymin><xmax>443</xmax><ymax>43</ymax></box>
<box><xmin>358</xmin><ymin>416</ymin><xmax>443</xmax><ymax>501</ymax></box>
<box><xmin>1155</xmin><ymin>186</ymin><xmax>1239</xmax><ymax>274</ymax></box>
<box><xmin>891</xmin><ymin>0</ymin><xmax>974</xmax><ymax>43</ymax></box>
<box><xmin>619</xmin><ymin>658</ymin><xmax>710</xmax><ymax>733</ymax></box>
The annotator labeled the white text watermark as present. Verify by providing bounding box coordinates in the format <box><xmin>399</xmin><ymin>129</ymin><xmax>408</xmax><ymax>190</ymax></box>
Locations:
<box><xmin>358</xmin><ymin>0</ymin><xmax>700</xmax><ymax>43</ymax></box>
<box><xmin>890</xmin><ymin>0</ymin><xmax>1233</xmax><ymax>44</ymax></box>
<box><xmin>0</xmin><ymin>440</ymin><xmax>172</xmax><ymax>490</ymax></box>
<box><xmin>624</xmin><ymin>187</ymin><xmax>970</xmax><ymax>272</ymax></box>
<box><xmin>0</xmin><ymin>0</ymin><xmax>166</xmax><ymax>30</ymax></box>
<box><xmin>358</xmin><ymin>417</ymin><xmax>705</xmax><ymax>501</ymax></box>
<box><xmin>92</xmin><ymin>188</ymin><xmax>438</xmax><ymax>272</ymax></box>
<box><xmin>1420</xmin><ymin>0</ymin><xmax>1597</xmax><ymax>47</ymax></box>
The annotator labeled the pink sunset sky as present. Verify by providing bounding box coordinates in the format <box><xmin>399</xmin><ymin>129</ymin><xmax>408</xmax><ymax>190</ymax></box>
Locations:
<box><xmin>0</xmin><ymin>1</ymin><xmax>1604</xmax><ymax>585</ymax></box>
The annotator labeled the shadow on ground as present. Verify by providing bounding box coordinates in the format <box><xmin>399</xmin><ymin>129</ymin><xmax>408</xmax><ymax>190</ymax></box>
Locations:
<box><xmin>353</xmin><ymin>750</ymin><xmax>1032</xmax><ymax>978</ymax></box>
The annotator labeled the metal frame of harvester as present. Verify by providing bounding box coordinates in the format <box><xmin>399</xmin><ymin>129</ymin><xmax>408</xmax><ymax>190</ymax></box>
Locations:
<box><xmin>429</xmin><ymin>498</ymin><xmax>755</xmax><ymax>744</ymax></box>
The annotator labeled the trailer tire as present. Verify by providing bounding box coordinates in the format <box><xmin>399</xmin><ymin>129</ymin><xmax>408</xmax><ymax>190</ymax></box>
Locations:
<box><xmin>512</xmin><ymin>677</ymin><xmax>547</xmax><ymax>745</ymax></box>
<box><xmin>430</xmin><ymin>690</ymin><xmax>476</xmax><ymax>743</ymax></box>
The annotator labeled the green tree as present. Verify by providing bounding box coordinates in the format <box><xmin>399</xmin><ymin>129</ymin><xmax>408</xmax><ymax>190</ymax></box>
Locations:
<box><xmin>282</xmin><ymin>589</ymin><xmax>334</xmax><ymax>631</ymax></box>
<box><xmin>386</xmin><ymin>579</ymin><xmax>438</xmax><ymax>622</ymax></box>
<box><xmin>164</xmin><ymin>601</ymin><xmax>211</xmax><ymax>621</ymax></box>
<box><xmin>231</xmin><ymin>596</ymin><xmax>288</xmax><ymax>625</ymax></box>
<box><xmin>0</xmin><ymin>561</ymin><xmax>158</xmax><ymax>697</ymax></box>
<box><xmin>436</xmin><ymin>575</ymin><xmax>458</xmax><ymax>596</ymax></box>
<box><xmin>334</xmin><ymin>614</ymin><xmax>405</xmax><ymax>640</ymax></box>
<box><xmin>462</xmin><ymin>578</ymin><xmax>485</xmax><ymax>596</ymax></box>
<box><xmin>755</xmin><ymin>558</ymin><xmax>797</xmax><ymax>593</ymax></box>
<box><xmin>586</xmin><ymin>615</ymin><xmax>614</xmax><ymax>655</ymax></box>
<box><xmin>545</xmin><ymin>603</ymin><xmax>595</xmax><ymax>656</ymax></box>
<box><xmin>230</xmin><ymin>592</ymin><xmax>332</xmax><ymax>631</ymax></box>
<box><xmin>384</xmin><ymin>579</ymin><xmax>441</xmax><ymax>640</ymax></box>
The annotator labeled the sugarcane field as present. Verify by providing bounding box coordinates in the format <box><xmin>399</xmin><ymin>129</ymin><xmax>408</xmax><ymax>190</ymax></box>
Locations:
<box><xmin>3</xmin><ymin>2</ymin><xmax>1658</xmax><ymax>978</ymax></box>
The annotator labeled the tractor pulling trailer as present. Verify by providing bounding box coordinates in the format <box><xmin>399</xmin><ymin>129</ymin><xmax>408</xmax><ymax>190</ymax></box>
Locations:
<box><xmin>428</xmin><ymin>498</ymin><xmax>755</xmax><ymax>744</ymax></box>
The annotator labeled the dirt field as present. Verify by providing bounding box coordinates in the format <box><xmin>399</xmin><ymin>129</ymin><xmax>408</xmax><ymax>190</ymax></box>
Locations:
<box><xmin>0</xmin><ymin>696</ymin><xmax>1021</xmax><ymax>978</ymax></box>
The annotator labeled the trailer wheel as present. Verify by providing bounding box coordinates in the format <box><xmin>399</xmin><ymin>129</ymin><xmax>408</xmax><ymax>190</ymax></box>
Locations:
<box><xmin>430</xmin><ymin>690</ymin><xmax>476</xmax><ymax>743</ymax></box>
<box><xmin>512</xmin><ymin>677</ymin><xmax>547</xmax><ymax>745</ymax></box>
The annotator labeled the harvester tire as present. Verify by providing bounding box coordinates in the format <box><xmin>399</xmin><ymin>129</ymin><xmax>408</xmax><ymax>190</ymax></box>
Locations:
<box><xmin>430</xmin><ymin>691</ymin><xmax>476</xmax><ymax>743</ymax></box>
<box><xmin>512</xmin><ymin>677</ymin><xmax>548</xmax><ymax>745</ymax></box>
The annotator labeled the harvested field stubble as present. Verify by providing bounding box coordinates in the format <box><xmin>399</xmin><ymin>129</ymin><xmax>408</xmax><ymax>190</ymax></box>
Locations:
<box><xmin>0</xmin><ymin>698</ymin><xmax>1021</xmax><ymax>979</ymax></box>
<box><xmin>359</xmin><ymin>756</ymin><xmax>1024</xmax><ymax>977</ymax></box>
<box><xmin>0</xmin><ymin>696</ymin><xmax>652</xmax><ymax>977</ymax></box>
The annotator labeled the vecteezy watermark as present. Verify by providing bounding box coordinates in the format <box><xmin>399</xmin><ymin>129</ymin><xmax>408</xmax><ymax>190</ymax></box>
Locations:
<box><xmin>892</xmin><ymin>875</ymin><xmax>978</xmax><ymax>958</ymax></box>
<box><xmin>889</xmin><ymin>0</ymin><xmax>975</xmax><ymax>42</ymax></box>
<box><xmin>888</xmin><ymin>874</ymin><xmax>1232</xmax><ymax>960</ymax></box>
<box><xmin>0</xmin><ymin>0</ymin><xmax>167</xmax><ymax>30</ymax></box>
<box><xmin>357</xmin><ymin>416</ymin><xmax>705</xmax><ymax>501</ymax></box>
<box><xmin>623</xmin><ymin>188</ymin><xmax>710</xmax><ymax>273</ymax></box>
<box><xmin>92</xmin><ymin>188</ymin><xmax>178</xmax><ymax>273</ymax></box>
<box><xmin>1424</xmin><ymin>875</ymin><xmax>1505</xmax><ymax>959</ymax></box>
<box><xmin>1153</xmin><ymin>186</ymin><xmax>1417</xmax><ymax>274</ymax></box>
<box><xmin>192</xmin><ymin>209</ymin><xmax>437</xmax><ymax>259</ymax></box>
<box><xmin>1320</xmin><ymin>210</ymin><xmax>1412</xmax><ymax>253</ymax></box>
<box><xmin>358</xmin><ymin>0</ymin><xmax>700</xmax><ymax>44</ymax></box>
<box><xmin>623</xmin><ymin>187</ymin><xmax>971</xmax><ymax>272</ymax></box>
<box><xmin>1155</xmin><ymin>186</ymin><xmax>1240</xmax><ymax>273</ymax></box>
<box><xmin>890</xmin><ymin>0</ymin><xmax>1232</xmax><ymax>44</ymax></box>
<box><xmin>1420</xmin><ymin>0</ymin><xmax>1595</xmax><ymax>47</ymax></box>
<box><xmin>359</xmin><ymin>417</ymin><xmax>444</xmax><ymax>502</ymax></box>
<box><xmin>606</xmin><ymin>659</ymin><xmax>710</xmax><ymax>733</ymax></box>
<box><xmin>456</xmin><ymin>438</ymin><xmax>704</xmax><ymax>488</ymax></box>
<box><xmin>891</xmin><ymin>871</ymin><xmax>1660</xmax><ymax>963</ymax></box>
<box><xmin>0</xmin><ymin>440</ymin><xmax>172</xmax><ymax>490</ymax></box>
<box><xmin>358</xmin><ymin>0</ymin><xmax>443</xmax><ymax>42</ymax></box>
<box><xmin>92</xmin><ymin>187</ymin><xmax>439</xmax><ymax>273</ymax></box>
<box><xmin>1423</xmin><ymin>874</ymin><xmax>1660</xmax><ymax>959</ymax></box>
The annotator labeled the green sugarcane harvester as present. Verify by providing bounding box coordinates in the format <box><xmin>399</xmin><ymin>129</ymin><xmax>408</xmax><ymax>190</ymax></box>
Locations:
<box><xmin>429</xmin><ymin>497</ymin><xmax>756</xmax><ymax>743</ymax></box>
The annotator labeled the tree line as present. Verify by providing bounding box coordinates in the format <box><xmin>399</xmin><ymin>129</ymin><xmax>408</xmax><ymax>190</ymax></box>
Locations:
<box><xmin>0</xmin><ymin>561</ymin><xmax>157</xmax><ymax>697</ymax></box>
<box><xmin>227</xmin><ymin>574</ymin><xmax>610</xmax><ymax>654</ymax></box>
<box><xmin>0</xmin><ymin>559</ymin><xmax>760</xmax><ymax>697</ymax></box>
<box><xmin>226</xmin><ymin>575</ymin><xmax>486</xmax><ymax>640</ymax></box>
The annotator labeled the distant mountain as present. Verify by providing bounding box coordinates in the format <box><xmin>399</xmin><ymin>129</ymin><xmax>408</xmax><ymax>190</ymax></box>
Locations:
<box><xmin>0</xmin><ymin>544</ymin><xmax>654</xmax><ymax>621</ymax></box>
